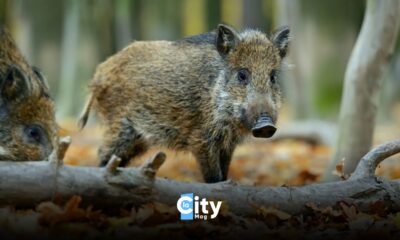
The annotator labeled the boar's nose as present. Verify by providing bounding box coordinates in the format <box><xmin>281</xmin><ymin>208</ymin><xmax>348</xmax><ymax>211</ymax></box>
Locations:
<box><xmin>252</xmin><ymin>114</ymin><xmax>276</xmax><ymax>138</ymax></box>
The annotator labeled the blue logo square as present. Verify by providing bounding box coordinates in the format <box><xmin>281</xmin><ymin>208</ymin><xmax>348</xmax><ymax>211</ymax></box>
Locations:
<box><xmin>177</xmin><ymin>193</ymin><xmax>193</xmax><ymax>220</ymax></box>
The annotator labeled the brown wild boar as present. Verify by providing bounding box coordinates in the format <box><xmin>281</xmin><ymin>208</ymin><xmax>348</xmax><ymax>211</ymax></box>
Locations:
<box><xmin>79</xmin><ymin>24</ymin><xmax>290</xmax><ymax>183</ymax></box>
<box><xmin>0</xmin><ymin>27</ymin><xmax>58</xmax><ymax>161</ymax></box>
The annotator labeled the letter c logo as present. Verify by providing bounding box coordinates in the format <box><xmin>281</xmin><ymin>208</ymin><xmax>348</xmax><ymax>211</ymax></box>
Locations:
<box><xmin>177</xmin><ymin>196</ymin><xmax>193</xmax><ymax>214</ymax></box>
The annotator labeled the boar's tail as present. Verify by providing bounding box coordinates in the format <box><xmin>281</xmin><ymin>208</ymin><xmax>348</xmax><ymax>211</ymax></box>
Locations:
<box><xmin>77</xmin><ymin>94</ymin><xmax>94</xmax><ymax>130</ymax></box>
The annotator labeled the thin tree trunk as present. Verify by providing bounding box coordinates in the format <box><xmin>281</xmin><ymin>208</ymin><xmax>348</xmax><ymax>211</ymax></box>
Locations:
<box><xmin>8</xmin><ymin>0</ymin><xmax>33</xmax><ymax>63</ymax></box>
<box><xmin>275</xmin><ymin>0</ymin><xmax>313</xmax><ymax>119</ymax></box>
<box><xmin>114</xmin><ymin>0</ymin><xmax>132</xmax><ymax>51</ymax></box>
<box><xmin>206</xmin><ymin>0</ymin><xmax>220</xmax><ymax>30</ymax></box>
<box><xmin>0</xmin><ymin>0</ymin><xmax>8</xmax><ymax>25</ymax></box>
<box><xmin>182</xmin><ymin>0</ymin><xmax>206</xmax><ymax>36</ymax></box>
<box><xmin>324</xmin><ymin>0</ymin><xmax>400</xmax><ymax>181</ymax></box>
<box><xmin>57</xmin><ymin>0</ymin><xmax>80</xmax><ymax>118</ymax></box>
<box><xmin>221</xmin><ymin>0</ymin><xmax>243</xmax><ymax>28</ymax></box>
<box><xmin>242</xmin><ymin>0</ymin><xmax>263</xmax><ymax>28</ymax></box>
<box><xmin>378</xmin><ymin>53</ymin><xmax>400</xmax><ymax>122</ymax></box>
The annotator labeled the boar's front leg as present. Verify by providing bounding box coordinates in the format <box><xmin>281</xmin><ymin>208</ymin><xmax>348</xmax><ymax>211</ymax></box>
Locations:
<box><xmin>219</xmin><ymin>149</ymin><xmax>233</xmax><ymax>181</ymax></box>
<box><xmin>193</xmin><ymin>146</ymin><xmax>223</xmax><ymax>183</ymax></box>
<box><xmin>99</xmin><ymin>118</ymin><xmax>148</xmax><ymax>167</ymax></box>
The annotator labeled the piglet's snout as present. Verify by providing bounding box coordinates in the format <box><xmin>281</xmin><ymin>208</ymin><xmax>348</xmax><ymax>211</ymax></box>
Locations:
<box><xmin>251</xmin><ymin>113</ymin><xmax>276</xmax><ymax>138</ymax></box>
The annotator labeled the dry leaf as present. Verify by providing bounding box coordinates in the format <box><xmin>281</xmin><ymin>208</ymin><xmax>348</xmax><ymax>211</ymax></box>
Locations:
<box><xmin>37</xmin><ymin>196</ymin><xmax>107</xmax><ymax>226</ymax></box>
<box><xmin>340</xmin><ymin>202</ymin><xmax>358</xmax><ymax>221</ymax></box>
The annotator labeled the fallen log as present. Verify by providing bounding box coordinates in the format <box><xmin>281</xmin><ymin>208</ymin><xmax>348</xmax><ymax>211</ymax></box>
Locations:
<box><xmin>0</xmin><ymin>137</ymin><xmax>399</xmax><ymax>217</ymax></box>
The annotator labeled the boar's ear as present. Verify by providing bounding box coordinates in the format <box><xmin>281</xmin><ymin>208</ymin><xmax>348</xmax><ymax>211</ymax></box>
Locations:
<box><xmin>271</xmin><ymin>26</ymin><xmax>290</xmax><ymax>58</ymax></box>
<box><xmin>1</xmin><ymin>65</ymin><xmax>30</xmax><ymax>101</ymax></box>
<box><xmin>216</xmin><ymin>24</ymin><xmax>239</xmax><ymax>56</ymax></box>
<box><xmin>32</xmin><ymin>66</ymin><xmax>50</xmax><ymax>90</ymax></box>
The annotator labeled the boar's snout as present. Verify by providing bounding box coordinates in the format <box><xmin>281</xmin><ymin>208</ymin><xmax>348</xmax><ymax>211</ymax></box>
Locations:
<box><xmin>252</xmin><ymin>113</ymin><xmax>276</xmax><ymax>138</ymax></box>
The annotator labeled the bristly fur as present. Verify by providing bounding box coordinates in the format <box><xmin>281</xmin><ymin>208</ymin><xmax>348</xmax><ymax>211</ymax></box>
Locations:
<box><xmin>79</xmin><ymin>23</ymin><xmax>290</xmax><ymax>183</ymax></box>
<box><xmin>0</xmin><ymin>27</ymin><xmax>57</xmax><ymax>161</ymax></box>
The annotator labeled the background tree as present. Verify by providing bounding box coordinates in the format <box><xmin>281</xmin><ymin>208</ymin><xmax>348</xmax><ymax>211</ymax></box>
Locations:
<box><xmin>57</xmin><ymin>0</ymin><xmax>80</xmax><ymax>118</ymax></box>
<box><xmin>275</xmin><ymin>0</ymin><xmax>313</xmax><ymax>119</ymax></box>
<box><xmin>114</xmin><ymin>0</ymin><xmax>132</xmax><ymax>50</ymax></box>
<box><xmin>324</xmin><ymin>0</ymin><xmax>400</xmax><ymax>181</ymax></box>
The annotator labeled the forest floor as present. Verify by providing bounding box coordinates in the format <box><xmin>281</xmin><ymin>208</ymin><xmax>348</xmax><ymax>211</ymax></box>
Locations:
<box><xmin>1</xmin><ymin>109</ymin><xmax>400</xmax><ymax>239</ymax></box>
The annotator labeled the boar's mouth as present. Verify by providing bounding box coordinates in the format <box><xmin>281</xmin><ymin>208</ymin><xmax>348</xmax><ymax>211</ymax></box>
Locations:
<box><xmin>251</xmin><ymin>114</ymin><xmax>276</xmax><ymax>138</ymax></box>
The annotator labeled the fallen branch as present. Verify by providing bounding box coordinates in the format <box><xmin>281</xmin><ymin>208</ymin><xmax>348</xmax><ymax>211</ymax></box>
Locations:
<box><xmin>0</xmin><ymin>138</ymin><xmax>399</xmax><ymax>217</ymax></box>
<box><xmin>350</xmin><ymin>140</ymin><xmax>400</xmax><ymax>179</ymax></box>
<box><xmin>271</xmin><ymin>120</ymin><xmax>337</xmax><ymax>146</ymax></box>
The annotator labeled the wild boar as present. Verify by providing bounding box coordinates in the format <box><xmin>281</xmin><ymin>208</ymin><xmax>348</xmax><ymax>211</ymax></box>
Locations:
<box><xmin>79</xmin><ymin>24</ymin><xmax>289</xmax><ymax>183</ymax></box>
<box><xmin>0</xmin><ymin>27</ymin><xmax>57</xmax><ymax>161</ymax></box>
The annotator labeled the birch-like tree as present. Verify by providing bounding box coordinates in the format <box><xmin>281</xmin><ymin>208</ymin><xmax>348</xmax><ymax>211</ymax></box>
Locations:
<box><xmin>324</xmin><ymin>0</ymin><xmax>400</xmax><ymax>181</ymax></box>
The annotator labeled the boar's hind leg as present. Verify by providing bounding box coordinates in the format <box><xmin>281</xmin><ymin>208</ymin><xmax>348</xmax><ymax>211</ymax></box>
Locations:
<box><xmin>99</xmin><ymin>118</ymin><xmax>148</xmax><ymax>167</ymax></box>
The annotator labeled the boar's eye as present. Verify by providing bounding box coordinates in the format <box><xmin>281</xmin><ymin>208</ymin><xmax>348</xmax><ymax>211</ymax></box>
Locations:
<box><xmin>237</xmin><ymin>68</ymin><xmax>250</xmax><ymax>85</ymax></box>
<box><xmin>270</xmin><ymin>70</ymin><xmax>277</xmax><ymax>84</ymax></box>
<box><xmin>24</xmin><ymin>125</ymin><xmax>44</xmax><ymax>144</ymax></box>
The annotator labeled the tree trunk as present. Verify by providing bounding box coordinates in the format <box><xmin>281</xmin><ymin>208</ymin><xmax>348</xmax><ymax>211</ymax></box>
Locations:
<box><xmin>220</xmin><ymin>0</ymin><xmax>243</xmax><ymax>28</ymax></box>
<box><xmin>275</xmin><ymin>0</ymin><xmax>313</xmax><ymax>119</ymax></box>
<box><xmin>324</xmin><ymin>0</ymin><xmax>400</xmax><ymax>181</ymax></box>
<box><xmin>8</xmin><ymin>0</ymin><xmax>33</xmax><ymax>63</ymax></box>
<box><xmin>57</xmin><ymin>0</ymin><xmax>80</xmax><ymax>118</ymax></box>
<box><xmin>114</xmin><ymin>0</ymin><xmax>132</xmax><ymax>51</ymax></box>
<box><xmin>181</xmin><ymin>0</ymin><xmax>206</xmax><ymax>36</ymax></box>
<box><xmin>0</xmin><ymin>138</ymin><xmax>400</xmax><ymax>217</ymax></box>
<box><xmin>242</xmin><ymin>0</ymin><xmax>263</xmax><ymax>28</ymax></box>
<box><xmin>378</xmin><ymin>53</ymin><xmax>400</xmax><ymax>122</ymax></box>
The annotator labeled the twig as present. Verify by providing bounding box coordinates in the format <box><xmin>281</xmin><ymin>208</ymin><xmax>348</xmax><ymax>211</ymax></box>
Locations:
<box><xmin>104</xmin><ymin>155</ymin><xmax>121</xmax><ymax>175</ymax></box>
<box><xmin>49</xmin><ymin>136</ymin><xmax>71</xmax><ymax>165</ymax></box>
<box><xmin>140</xmin><ymin>152</ymin><xmax>166</xmax><ymax>180</ymax></box>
